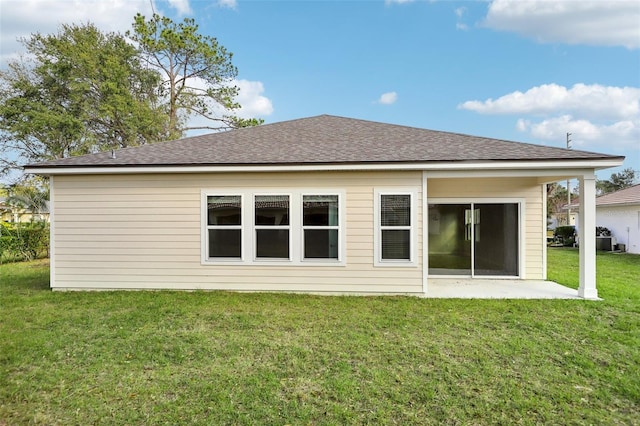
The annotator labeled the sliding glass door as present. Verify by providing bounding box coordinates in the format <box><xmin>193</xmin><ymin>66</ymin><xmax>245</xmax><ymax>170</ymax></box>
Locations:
<box><xmin>428</xmin><ymin>204</ymin><xmax>471</xmax><ymax>275</ymax></box>
<box><xmin>428</xmin><ymin>202</ymin><xmax>519</xmax><ymax>277</ymax></box>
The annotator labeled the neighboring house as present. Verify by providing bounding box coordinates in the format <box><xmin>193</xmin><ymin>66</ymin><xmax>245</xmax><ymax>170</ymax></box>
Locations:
<box><xmin>596</xmin><ymin>184</ymin><xmax>640</xmax><ymax>254</ymax></box>
<box><xmin>0</xmin><ymin>197</ymin><xmax>10</xmax><ymax>222</ymax></box>
<box><xmin>25</xmin><ymin>115</ymin><xmax>624</xmax><ymax>298</ymax></box>
<box><xmin>550</xmin><ymin>202</ymin><xmax>578</xmax><ymax>229</ymax></box>
<box><xmin>0</xmin><ymin>196</ymin><xmax>49</xmax><ymax>223</ymax></box>
<box><xmin>553</xmin><ymin>198</ymin><xmax>578</xmax><ymax>230</ymax></box>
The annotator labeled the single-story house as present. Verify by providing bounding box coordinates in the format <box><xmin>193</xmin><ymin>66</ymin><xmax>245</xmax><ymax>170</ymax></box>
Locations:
<box><xmin>0</xmin><ymin>196</ymin><xmax>50</xmax><ymax>223</ymax></box>
<box><xmin>25</xmin><ymin>115</ymin><xmax>624</xmax><ymax>298</ymax></box>
<box><xmin>0</xmin><ymin>197</ymin><xmax>10</xmax><ymax>222</ymax></box>
<box><xmin>596</xmin><ymin>184</ymin><xmax>640</xmax><ymax>254</ymax></box>
<box><xmin>552</xmin><ymin>198</ymin><xmax>578</xmax><ymax>229</ymax></box>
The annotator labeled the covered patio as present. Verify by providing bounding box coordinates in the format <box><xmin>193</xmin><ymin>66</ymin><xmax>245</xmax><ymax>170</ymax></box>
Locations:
<box><xmin>424</xmin><ymin>171</ymin><xmax>605</xmax><ymax>300</ymax></box>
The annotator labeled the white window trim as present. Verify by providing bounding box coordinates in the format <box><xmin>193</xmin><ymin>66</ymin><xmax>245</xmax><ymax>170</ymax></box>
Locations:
<box><xmin>301</xmin><ymin>193</ymin><xmax>342</xmax><ymax>263</ymax></box>
<box><xmin>374</xmin><ymin>188</ymin><xmax>419</xmax><ymax>267</ymax></box>
<box><xmin>201</xmin><ymin>189</ymin><xmax>346</xmax><ymax>266</ymax></box>
<box><xmin>201</xmin><ymin>191</ymin><xmax>245</xmax><ymax>264</ymax></box>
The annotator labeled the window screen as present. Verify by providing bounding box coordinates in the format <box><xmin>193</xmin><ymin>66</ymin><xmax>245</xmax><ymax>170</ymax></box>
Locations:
<box><xmin>207</xmin><ymin>195</ymin><xmax>241</xmax><ymax>258</ymax></box>
<box><xmin>380</xmin><ymin>194</ymin><xmax>411</xmax><ymax>261</ymax></box>
<box><xmin>255</xmin><ymin>195</ymin><xmax>290</xmax><ymax>259</ymax></box>
<box><xmin>303</xmin><ymin>195</ymin><xmax>339</xmax><ymax>259</ymax></box>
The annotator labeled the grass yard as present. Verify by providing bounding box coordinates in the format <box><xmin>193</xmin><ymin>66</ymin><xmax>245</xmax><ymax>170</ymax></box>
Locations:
<box><xmin>1</xmin><ymin>249</ymin><xmax>639</xmax><ymax>425</ymax></box>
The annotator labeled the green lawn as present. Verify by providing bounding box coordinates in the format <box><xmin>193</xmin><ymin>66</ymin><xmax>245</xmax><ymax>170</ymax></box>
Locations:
<box><xmin>1</xmin><ymin>249</ymin><xmax>639</xmax><ymax>425</ymax></box>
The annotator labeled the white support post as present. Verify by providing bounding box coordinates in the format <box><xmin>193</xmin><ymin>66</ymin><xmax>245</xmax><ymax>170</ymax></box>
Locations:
<box><xmin>578</xmin><ymin>174</ymin><xmax>598</xmax><ymax>299</ymax></box>
<box><xmin>542</xmin><ymin>183</ymin><xmax>548</xmax><ymax>280</ymax></box>
<box><xmin>422</xmin><ymin>171</ymin><xmax>428</xmax><ymax>295</ymax></box>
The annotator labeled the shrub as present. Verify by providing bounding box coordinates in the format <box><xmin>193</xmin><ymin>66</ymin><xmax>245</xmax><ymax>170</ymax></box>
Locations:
<box><xmin>0</xmin><ymin>222</ymin><xmax>50</xmax><ymax>263</ymax></box>
<box><xmin>554</xmin><ymin>225</ymin><xmax>576</xmax><ymax>247</ymax></box>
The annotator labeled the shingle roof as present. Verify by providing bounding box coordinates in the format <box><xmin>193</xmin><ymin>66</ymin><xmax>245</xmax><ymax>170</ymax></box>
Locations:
<box><xmin>596</xmin><ymin>184</ymin><xmax>640</xmax><ymax>206</ymax></box>
<box><xmin>26</xmin><ymin>115</ymin><xmax>623</xmax><ymax>169</ymax></box>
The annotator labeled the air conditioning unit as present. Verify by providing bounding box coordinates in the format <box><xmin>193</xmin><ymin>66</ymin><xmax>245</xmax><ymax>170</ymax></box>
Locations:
<box><xmin>596</xmin><ymin>236</ymin><xmax>617</xmax><ymax>251</ymax></box>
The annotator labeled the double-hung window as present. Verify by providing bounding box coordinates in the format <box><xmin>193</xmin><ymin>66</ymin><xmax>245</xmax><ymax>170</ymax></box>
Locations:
<box><xmin>303</xmin><ymin>195</ymin><xmax>339</xmax><ymax>260</ymax></box>
<box><xmin>375</xmin><ymin>190</ymin><xmax>417</xmax><ymax>266</ymax></box>
<box><xmin>255</xmin><ymin>195</ymin><xmax>290</xmax><ymax>259</ymax></box>
<box><xmin>206</xmin><ymin>195</ymin><xmax>242</xmax><ymax>259</ymax></box>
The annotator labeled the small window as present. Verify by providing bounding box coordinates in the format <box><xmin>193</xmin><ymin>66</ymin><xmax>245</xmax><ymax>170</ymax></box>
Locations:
<box><xmin>303</xmin><ymin>195</ymin><xmax>339</xmax><ymax>259</ymax></box>
<box><xmin>207</xmin><ymin>195</ymin><xmax>242</xmax><ymax>259</ymax></box>
<box><xmin>376</xmin><ymin>192</ymin><xmax>414</xmax><ymax>264</ymax></box>
<box><xmin>255</xmin><ymin>195</ymin><xmax>290</xmax><ymax>259</ymax></box>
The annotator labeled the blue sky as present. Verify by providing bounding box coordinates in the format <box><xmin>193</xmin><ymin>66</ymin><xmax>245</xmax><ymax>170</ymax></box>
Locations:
<box><xmin>1</xmin><ymin>0</ymin><xmax>639</xmax><ymax>180</ymax></box>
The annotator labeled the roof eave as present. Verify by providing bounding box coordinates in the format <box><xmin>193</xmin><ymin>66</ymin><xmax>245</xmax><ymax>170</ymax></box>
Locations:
<box><xmin>597</xmin><ymin>201</ymin><xmax>640</xmax><ymax>207</ymax></box>
<box><xmin>24</xmin><ymin>157</ymin><xmax>625</xmax><ymax>176</ymax></box>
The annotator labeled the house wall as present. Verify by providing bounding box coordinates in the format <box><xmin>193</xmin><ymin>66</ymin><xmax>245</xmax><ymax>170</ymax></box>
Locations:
<box><xmin>596</xmin><ymin>205</ymin><xmax>640</xmax><ymax>254</ymax></box>
<box><xmin>52</xmin><ymin>171</ymin><xmax>424</xmax><ymax>293</ymax></box>
<box><xmin>427</xmin><ymin>177</ymin><xmax>546</xmax><ymax>279</ymax></box>
<box><xmin>52</xmin><ymin>172</ymin><xmax>548</xmax><ymax>292</ymax></box>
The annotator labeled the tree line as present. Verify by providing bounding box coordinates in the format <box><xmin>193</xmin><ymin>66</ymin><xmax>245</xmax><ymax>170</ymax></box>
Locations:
<box><xmin>0</xmin><ymin>13</ymin><xmax>262</xmax><ymax>178</ymax></box>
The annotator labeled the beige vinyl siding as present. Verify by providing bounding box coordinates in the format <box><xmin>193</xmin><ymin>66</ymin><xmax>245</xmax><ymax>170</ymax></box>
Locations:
<box><xmin>52</xmin><ymin>171</ymin><xmax>423</xmax><ymax>293</ymax></box>
<box><xmin>427</xmin><ymin>177</ymin><xmax>545</xmax><ymax>279</ymax></box>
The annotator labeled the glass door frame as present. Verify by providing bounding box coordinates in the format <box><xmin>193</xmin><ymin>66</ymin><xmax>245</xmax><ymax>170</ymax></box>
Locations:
<box><xmin>427</xmin><ymin>198</ymin><xmax>525</xmax><ymax>279</ymax></box>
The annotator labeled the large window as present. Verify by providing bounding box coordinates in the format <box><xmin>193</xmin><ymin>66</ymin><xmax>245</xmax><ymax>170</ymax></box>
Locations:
<box><xmin>202</xmin><ymin>190</ymin><xmax>344</xmax><ymax>265</ymax></box>
<box><xmin>375</xmin><ymin>190</ymin><xmax>417</xmax><ymax>266</ymax></box>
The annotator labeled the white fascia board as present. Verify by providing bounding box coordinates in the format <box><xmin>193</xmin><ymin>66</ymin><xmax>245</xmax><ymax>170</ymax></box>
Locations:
<box><xmin>597</xmin><ymin>202</ymin><xmax>640</xmax><ymax>208</ymax></box>
<box><xmin>429</xmin><ymin>168</ymin><xmax>598</xmax><ymax>180</ymax></box>
<box><xmin>24</xmin><ymin>158</ymin><xmax>624</xmax><ymax>176</ymax></box>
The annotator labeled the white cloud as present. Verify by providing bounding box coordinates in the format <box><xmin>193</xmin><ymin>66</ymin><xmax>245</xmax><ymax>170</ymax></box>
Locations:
<box><xmin>377</xmin><ymin>91</ymin><xmax>398</xmax><ymax>105</ymax></box>
<box><xmin>183</xmin><ymin>77</ymin><xmax>273</xmax><ymax>134</ymax></box>
<box><xmin>454</xmin><ymin>7</ymin><xmax>469</xmax><ymax>30</ymax></box>
<box><xmin>517</xmin><ymin>115</ymin><xmax>640</xmax><ymax>151</ymax></box>
<box><xmin>0</xmin><ymin>0</ymin><xmax>196</xmax><ymax>67</ymax></box>
<box><xmin>459</xmin><ymin>84</ymin><xmax>640</xmax><ymax>120</ymax></box>
<box><xmin>234</xmin><ymin>79</ymin><xmax>274</xmax><ymax>118</ymax></box>
<box><xmin>166</xmin><ymin>0</ymin><xmax>192</xmax><ymax>15</ymax></box>
<box><xmin>483</xmin><ymin>0</ymin><xmax>640</xmax><ymax>49</ymax></box>
<box><xmin>217</xmin><ymin>0</ymin><xmax>237</xmax><ymax>9</ymax></box>
<box><xmin>0</xmin><ymin>0</ymin><xmax>151</xmax><ymax>66</ymax></box>
<box><xmin>385</xmin><ymin>0</ymin><xmax>415</xmax><ymax>5</ymax></box>
<box><xmin>461</xmin><ymin>83</ymin><xmax>640</xmax><ymax>153</ymax></box>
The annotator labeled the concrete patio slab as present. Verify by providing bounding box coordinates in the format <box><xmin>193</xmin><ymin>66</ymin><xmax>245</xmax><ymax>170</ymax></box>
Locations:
<box><xmin>424</xmin><ymin>279</ymin><xmax>588</xmax><ymax>299</ymax></box>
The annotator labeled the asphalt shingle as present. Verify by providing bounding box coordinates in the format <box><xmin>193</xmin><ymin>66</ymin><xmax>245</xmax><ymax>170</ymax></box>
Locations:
<box><xmin>26</xmin><ymin>115</ymin><xmax>623</xmax><ymax>169</ymax></box>
<box><xmin>596</xmin><ymin>184</ymin><xmax>640</xmax><ymax>206</ymax></box>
